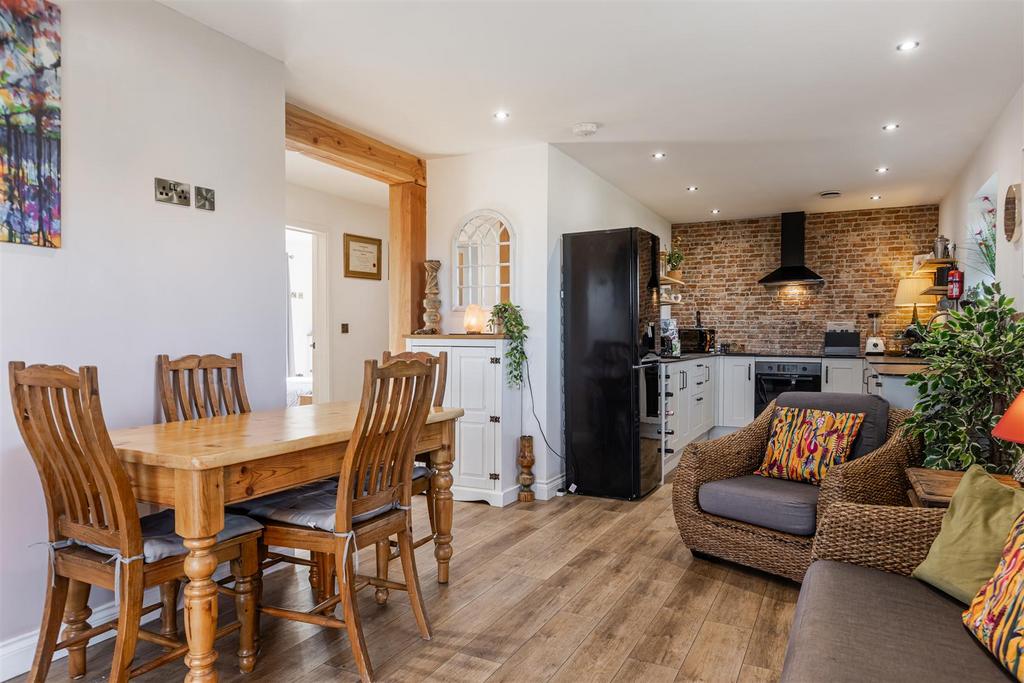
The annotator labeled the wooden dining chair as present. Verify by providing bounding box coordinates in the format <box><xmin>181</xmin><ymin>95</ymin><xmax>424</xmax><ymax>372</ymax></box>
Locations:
<box><xmin>157</xmin><ymin>353</ymin><xmax>251</xmax><ymax>422</ymax></box>
<box><xmin>230</xmin><ymin>355</ymin><xmax>438</xmax><ymax>682</ymax></box>
<box><xmin>9</xmin><ymin>362</ymin><xmax>263</xmax><ymax>683</ymax></box>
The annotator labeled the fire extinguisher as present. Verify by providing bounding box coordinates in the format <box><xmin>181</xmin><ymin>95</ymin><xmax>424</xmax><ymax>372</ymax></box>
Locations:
<box><xmin>947</xmin><ymin>265</ymin><xmax>964</xmax><ymax>300</ymax></box>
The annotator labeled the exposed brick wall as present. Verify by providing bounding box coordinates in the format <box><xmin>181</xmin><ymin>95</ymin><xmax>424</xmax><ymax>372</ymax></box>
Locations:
<box><xmin>669</xmin><ymin>205</ymin><xmax>939</xmax><ymax>355</ymax></box>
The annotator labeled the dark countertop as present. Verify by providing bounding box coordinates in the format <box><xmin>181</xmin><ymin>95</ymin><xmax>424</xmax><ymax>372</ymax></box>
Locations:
<box><xmin>659</xmin><ymin>352</ymin><xmax>863</xmax><ymax>362</ymax></box>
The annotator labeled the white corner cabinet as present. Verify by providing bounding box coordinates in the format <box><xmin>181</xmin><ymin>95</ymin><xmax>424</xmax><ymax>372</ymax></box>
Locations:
<box><xmin>405</xmin><ymin>336</ymin><xmax>522</xmax><ymax>507</ymax></box>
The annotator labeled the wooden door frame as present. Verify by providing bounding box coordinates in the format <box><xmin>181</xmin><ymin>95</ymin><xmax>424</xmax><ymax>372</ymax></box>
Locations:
<box><xmin>285</xmin><ymin>103</ymin><xmax>426</xmax><ymax>351</ymax></box>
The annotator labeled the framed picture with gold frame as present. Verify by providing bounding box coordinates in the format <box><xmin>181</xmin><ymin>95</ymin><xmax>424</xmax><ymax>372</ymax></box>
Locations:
<box><xmin>343</xmin><ymin>233</ymin><xmax>382</xmax><ymax>280</ymax></box>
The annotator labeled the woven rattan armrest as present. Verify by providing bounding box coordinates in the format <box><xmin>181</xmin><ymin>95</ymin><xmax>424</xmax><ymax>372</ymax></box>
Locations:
<box><xmin>818</xmin><ymin>408</ymin><xmax>920</xmax><ymax>514</ymax></box>
<box><xmin>812</xmin><ymin>502</ymin><xmax>945</xmax><ymax>576</ymax></box>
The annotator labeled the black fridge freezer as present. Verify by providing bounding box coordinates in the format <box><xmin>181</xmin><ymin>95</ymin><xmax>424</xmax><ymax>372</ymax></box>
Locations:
<box><xmin>562</xmin><ymin>227</ymin><xmax>663</xmax><ymax>500</ymax></box>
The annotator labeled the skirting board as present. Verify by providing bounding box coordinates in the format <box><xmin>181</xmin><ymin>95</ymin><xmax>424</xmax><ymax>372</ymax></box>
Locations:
<box><xmin>534</xmin><ymin>474</ymin><xmax>565</xmax><ymax>501</ymax></box>
<box><xmin>0</xmin><ymin>562</ymin><xmax>291</xmax><ymax>680</ymax></box>
<box><xmin>451</xmin><ymin>484</ymin><xmax>520</xmax><ymax>507</ymax></box>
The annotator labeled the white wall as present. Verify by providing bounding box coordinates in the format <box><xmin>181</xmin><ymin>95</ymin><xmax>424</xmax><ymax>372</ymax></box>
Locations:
<box><xmin>425</xmin><ymin>144</ymin><xmax>669</xmax><ymax>496</ymax></box>
<box><xmin>544</xmin><ymin>146</ymin><xmax>671</xmax><ymax>490</ymax></box>
<box><xmin>0</xmin><ymin>1</ymin><xmax>285</xmax><ymax>676</ymax></box>
<box><xmin>285</xmin><ymin>183</ymin><xmax>389</xmax><ymax>401</ymax></box>
<box><xmin>940</xmin><ymin>86</ymin><xmax>1024</xmax><ymax>304</ymax></box>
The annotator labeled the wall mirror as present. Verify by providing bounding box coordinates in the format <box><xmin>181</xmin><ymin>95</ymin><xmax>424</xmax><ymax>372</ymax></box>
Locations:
<box><xmin>1005</xmin><ymin>183</ymin><xmax>1020</xmax><ymax>242</ymax></box>
<box><xmin>452</xmin><ymin>210</ymin><xmax>514</xmax><ymax>310</ymax></box>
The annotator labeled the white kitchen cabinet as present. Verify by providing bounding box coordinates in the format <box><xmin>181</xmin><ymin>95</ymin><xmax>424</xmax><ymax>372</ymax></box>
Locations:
<box><xmin>719</xmin><ymin>356</ymin><xmax>755</xmax><ymax>427</ymax></box>
<box><xmin>406</xmin><ymin>337</ymin><xmax>521</xmax><ymax>507</ymax></box>
<box><xmin>659</xmin><ymin>357</ymin><xmax>718</xmax><ymax>478</ymax></box>
<box><xmin>822</xmin><ymin>358</ymin><xmax>866</xmax><ymax>394</ymax></box>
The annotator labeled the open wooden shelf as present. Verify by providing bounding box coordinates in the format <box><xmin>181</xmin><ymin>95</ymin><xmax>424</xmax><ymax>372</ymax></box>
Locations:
<box><xmin>660</xmin><ymin>275</ymin><xmax>685</xmax><ymax>286</ymax></box>
<box><xmin>912</xmin><ymin>258</ymin><xmax>955</xmax><ymax>277</ymax></box>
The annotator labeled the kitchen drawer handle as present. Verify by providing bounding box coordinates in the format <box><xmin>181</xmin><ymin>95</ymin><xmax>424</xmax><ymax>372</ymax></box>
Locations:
<box><xmin>664</xmin><ymin>391</ymin><xmax>674</xmax><ymax>398</ymax></box>
<box><xmin>825</xmin><ymin>366</ymin><xmax>830</xmax><ymax>384</ymax></box>
<box><xmin>695</xmin><ymin>397</ymin><xmax>703</xmax><ymax>402</ymax></box>
<box><xmin>695</xmin><ymin>381</ymin><xmax>704</xmax><ymax>386</ymax></box>
<box><xmin>748</xmin><ymin>364</ymin><xmax>751</xmax><ymax>381</ymax></box>
<box><xmin>658</xmin><ymin>447</ymin><xmax>675</xmax><ymax>454</ymax></box>
<box><xmin>658</xmin><ymin>429</ymin><xmax>675</xmax><ymax>435</ymax></box>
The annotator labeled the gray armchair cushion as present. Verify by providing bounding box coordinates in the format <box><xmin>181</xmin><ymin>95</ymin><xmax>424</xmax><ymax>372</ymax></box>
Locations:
<box><xmin>698</xmin><ymin>475</ymin><xmax>819</xmax><ymax>536</ymax></box>
<box><xmin>776</xmin><ymin>391</ymin><xmax>890</xmax><ymax>458</ymax></box>
<box><xmin>782</xmin><ymin>560</ymin><xmax>1010</xmax><ymax>683</ymax></box>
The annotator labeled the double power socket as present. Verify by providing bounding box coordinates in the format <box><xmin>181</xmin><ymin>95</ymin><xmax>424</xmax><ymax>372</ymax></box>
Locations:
<box><xmin>154</xmin><ymin>178</ymin><xmax>215</xmax><ymax>211</ymax></box>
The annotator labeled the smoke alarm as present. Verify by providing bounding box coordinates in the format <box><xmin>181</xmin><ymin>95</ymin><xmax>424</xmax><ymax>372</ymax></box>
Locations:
<box><xmin>818</xmin><ymin>190</ymin><xmax>842</xmax><ymax>199</ymax></box>
<box><xmin>572</xmin><ymin>122</ymin><xmax>600</xmax><ymax>137</ymax></box>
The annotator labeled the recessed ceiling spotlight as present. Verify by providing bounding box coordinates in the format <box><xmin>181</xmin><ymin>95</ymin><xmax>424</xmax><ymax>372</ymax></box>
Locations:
<box><xmin>875</xmin><ymin>166</ymin><xmax>889</xmax><ymax>174</ymax></box>
<box><xmin>871</xmin><ymin>194</ymin><xmax>882</xmax><ymax>200</ymax></box>
<box><xmin>882</xmin><ymin>122</ymin><xmax>900</xmax><ymax>131</ymax></box>
<box><xmin>572</xmin><ymin>122</ymin><xmax>600</xmax><ymax>137</ymax></box>
<box><xmin>686</xmin><ymin>185</ymin><xmax>699</xmax><ymax>192</ymax></box>
<box><xmin>652</xmin><ymin>152</ymin><xmax>667</xmax><ymax>160</ymax></box>
<box><xmin>896</xmin><ymin>40</ymin><xmax>920</xmax><ymax>52</ymax></box>
<box><xmin>711</xmin><ymin>208</ymin><xmax>720</xmax><ymax>215</ymax></box>
<box><xmin>493</xmin><ymin>110</ymin><xmax>511</xmax><ymax>121</ymax></box>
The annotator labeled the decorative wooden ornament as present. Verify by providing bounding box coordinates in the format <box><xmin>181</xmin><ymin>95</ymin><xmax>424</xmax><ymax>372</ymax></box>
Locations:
<box><xmin>414</xmin><ymin>259</ymin><xmax>442</xmax><ymax>334</ymax></box>
<box><xmin>517</xmin><ymin>436</ymin><xmax>536</xmax><ymax>503</ymax></box>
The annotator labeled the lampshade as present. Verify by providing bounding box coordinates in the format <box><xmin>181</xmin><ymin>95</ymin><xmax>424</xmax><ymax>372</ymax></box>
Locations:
<box><xmin>993</xmin><ymin>390</ymin><xmax>1024</xmax><ymax>444</ymax></box>
<box><xmin>463</xmin><ymin>304</ymin><xmax>487</xmax><ymax>334</ymax></box>
<box><xmin>894</xmin><ymin>278</ymin><xmax>936</xmax><ymax>307</ymax></box>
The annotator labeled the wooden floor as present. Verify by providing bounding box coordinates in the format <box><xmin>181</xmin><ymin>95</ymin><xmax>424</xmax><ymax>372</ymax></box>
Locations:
<box><xmin>21</xmin><ymin>484</ymin><xmax>799</xmax><ymax>683</ymax></box>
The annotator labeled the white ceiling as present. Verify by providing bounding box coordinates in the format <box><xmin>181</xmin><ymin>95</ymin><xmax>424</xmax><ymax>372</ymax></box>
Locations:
<box><xmin>285</xmin><ymin>151</ymin><xmax>389</xmax><ymax>208</ymax></box>
<box><xmin>165</xmin><ymin>0</ymin><xmax>1023</xmax><ymax>223</ymax></box>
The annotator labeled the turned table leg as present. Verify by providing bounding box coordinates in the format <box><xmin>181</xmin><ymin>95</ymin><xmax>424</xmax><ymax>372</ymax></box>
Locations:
<box><xmin>175</xmin><ymin>469</ymin><xmax>225</xmax><ymax>683</ymax></box>
<box><xmin>430</xmin><ymin>422</ymin><xmax>455</xmax><ymax>584</ymax></box>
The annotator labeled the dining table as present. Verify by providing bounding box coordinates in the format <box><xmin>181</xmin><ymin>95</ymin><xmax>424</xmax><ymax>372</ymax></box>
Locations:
<box><xmin>106</xmin><ymin>400</ymin><xmax>463</xmax><ymax>682</ymax></box>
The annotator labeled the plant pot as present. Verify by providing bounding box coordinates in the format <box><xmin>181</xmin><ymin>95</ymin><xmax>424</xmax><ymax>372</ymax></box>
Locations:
<box><xmin>666</xmin><ymin>270</ymin><xmax>683</xmax><ymax>280</ymax></box>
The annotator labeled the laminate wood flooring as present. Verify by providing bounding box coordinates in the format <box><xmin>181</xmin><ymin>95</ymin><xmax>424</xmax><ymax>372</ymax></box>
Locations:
<box><xmin>16</xmin><ymin>484</ymin><xmax>800</xmax><ymax>683</ymax></box>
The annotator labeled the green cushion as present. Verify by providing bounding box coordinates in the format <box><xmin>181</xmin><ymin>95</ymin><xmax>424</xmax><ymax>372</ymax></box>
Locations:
<box><xmin>912</xmin><ymin>465</ymin><xmax>1024</xmax><ymax>604</ymax></box>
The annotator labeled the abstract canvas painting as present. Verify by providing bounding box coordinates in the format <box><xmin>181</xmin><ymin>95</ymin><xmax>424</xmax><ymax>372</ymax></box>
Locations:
<box><xmin>0</xmin><ymin>0</ymin><xmax>60</xmax><ymax>248</ymax></box>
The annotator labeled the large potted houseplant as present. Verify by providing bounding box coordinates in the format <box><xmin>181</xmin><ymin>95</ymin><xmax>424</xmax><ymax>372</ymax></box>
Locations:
<box><xmin>905</xmin><ymin>282</ymin><xmax>1024</xmax><ymax>473</ymax></box>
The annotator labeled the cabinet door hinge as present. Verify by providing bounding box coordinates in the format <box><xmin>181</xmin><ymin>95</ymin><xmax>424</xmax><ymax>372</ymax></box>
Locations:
<box><xmin>489</xmin><ymin>472</ymin><xmax>500</xmax><ymax>480</ymax></box>
<box><xmin>489</xmin><ymin>415</ymin><xmax>501</xmax><ymax>423</ymax></box>
<box><xmin>490</xmin><ymin>357</ymin><xmax>501</xmax><ymax>364</ymax></box>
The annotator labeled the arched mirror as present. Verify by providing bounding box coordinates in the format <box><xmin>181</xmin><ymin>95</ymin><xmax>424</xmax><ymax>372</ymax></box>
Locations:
<box><xmin>1005</xmin><ymin>183</ymin><xmax>1020</xmax><ymax>242</ymax></box>
<box><xmin>452</xmin><ymin>210</ymin><xmax>513</xmax><ymax>310</ymax></box>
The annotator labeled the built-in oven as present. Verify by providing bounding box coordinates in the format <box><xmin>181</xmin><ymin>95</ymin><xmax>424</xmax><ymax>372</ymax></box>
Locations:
<box><xmin>754</xmin><ymin>361</ymin><xmax>822</xmax><ymax>415</ymax></box>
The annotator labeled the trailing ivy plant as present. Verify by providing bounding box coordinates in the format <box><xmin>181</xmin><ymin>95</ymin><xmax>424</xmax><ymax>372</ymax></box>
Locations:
<box><xmin>489</xmin><ymin>303</ymin><xmax>528</xmax><ymax>388</ymax></box>
<box><xmin>904</xmin><ymin>282</ymin><xmax>1024</xmax><ymax>472</ymax></box>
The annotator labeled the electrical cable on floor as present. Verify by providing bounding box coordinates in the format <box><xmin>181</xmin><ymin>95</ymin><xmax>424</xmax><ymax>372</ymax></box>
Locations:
<box><xmin>524</xmin><ymin>355</ymin><xmax>564</xmax><ymax>461</ymax></box>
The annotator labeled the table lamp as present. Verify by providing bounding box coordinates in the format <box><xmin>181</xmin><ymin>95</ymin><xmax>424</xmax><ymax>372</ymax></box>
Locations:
<box><xmin>993</xmin><ymin>389</ymin><xmax>1024</xmax><ymax>482</ymax></box>
<box><xmin>894</xmin><ymin>277</ymin><xmax>936</xmax><ymax>325</ymax></box>
<box><xmin>463</xmin><ymin>304</ymin><xmax>487</xmax><ymax>334</ymax></box>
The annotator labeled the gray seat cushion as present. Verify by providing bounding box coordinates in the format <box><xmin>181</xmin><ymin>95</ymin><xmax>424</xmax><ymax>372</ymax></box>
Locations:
<box><xmin>776</xmin><ymin>391</ymin><xmax>890</xmax><ymax>458</ymax></box>
<box><xmin>413</xmin><ymin>465</ymin><xmax>430</xmax><ymax>480</ymax></box>
<box><xmin>82</xmin><ymin>510</ymin><xmax>262</xmax><ymax>564</ymax></box>
<box><xmin>781</xmin><ymin>560</ymin><xmax>1011</xmax><ymax>683</ymax></box>
<box><xmin>230</xmin><ymin>479</ymin><xmax>399</xmax><ymax>531</ymax></box>
<box><xmin>698</xmin><ymin>474</ymin><xmax>819</xmax><ymax>536</ymax></box>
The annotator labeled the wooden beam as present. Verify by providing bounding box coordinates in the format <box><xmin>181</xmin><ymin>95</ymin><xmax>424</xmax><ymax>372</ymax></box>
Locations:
<box><xmin>389</xmin><ymin>182</ymin><xmax>426</xmax><ymax>351</ymax></box>
<box><xmin>285</xmin><ymin>103</ymin><xmax>426</xmax><ymax>186</ymax></box>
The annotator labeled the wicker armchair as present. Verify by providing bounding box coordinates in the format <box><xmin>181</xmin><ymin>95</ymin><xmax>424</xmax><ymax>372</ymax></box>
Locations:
<box><xmin>672</xmin><ymin>400</ymin><xmax>920</xmax><ymax>581</ymax></box>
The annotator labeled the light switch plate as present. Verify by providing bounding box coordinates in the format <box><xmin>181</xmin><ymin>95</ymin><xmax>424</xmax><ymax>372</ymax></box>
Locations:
<box><xmin>155</xmin><ymin>178</ymin><xmax>190</xmax><ymax>206</ymax></box>
<box><xmin>195</xmin><ymin>186</ymin><xmax>215</xmax><ymax>211</ymax></box>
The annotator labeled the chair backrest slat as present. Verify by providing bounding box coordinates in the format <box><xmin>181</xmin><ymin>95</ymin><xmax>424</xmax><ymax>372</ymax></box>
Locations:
<box><xmin>338</xmin><ymin>356</ymin><xmax>436</xmax><ymax>524</ymax></box>
<box><xmin>158</xmin><ymin>353</ymin><xmax>251</xmax><ymax>422</ymax></box>
<box><xmin>9</xmin><ymin>362</ymin><xmax>142</xmax><ymax>553</ymax></box>
<box><xmin>381</xmin><ymin>350</ymin><xmax>447</xmax><ymax>408</ymax></box>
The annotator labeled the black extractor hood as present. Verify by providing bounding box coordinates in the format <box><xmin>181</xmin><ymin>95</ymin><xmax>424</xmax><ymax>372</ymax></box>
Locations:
<box><xmin>757</xmin><ymin>211</ymin><xmax>825</xmax><ymax>287</ymax></box>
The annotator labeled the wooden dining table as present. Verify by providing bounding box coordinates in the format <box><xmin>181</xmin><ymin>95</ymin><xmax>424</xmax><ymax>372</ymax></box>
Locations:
<box><xmin>107</xmin><ymin>401</ymin><xmax>463</xmax><ymax>682</ymax></box>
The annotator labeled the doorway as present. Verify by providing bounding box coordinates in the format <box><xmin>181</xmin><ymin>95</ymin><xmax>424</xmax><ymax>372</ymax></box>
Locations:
<box><xmin>286</xmin><ymin>226</ymin><xmax>330</xmax><ymax>405</ymax></box>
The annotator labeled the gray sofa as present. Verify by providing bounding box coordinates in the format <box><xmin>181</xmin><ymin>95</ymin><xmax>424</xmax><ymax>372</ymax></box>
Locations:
<box><xmin>781</xmin><ymin>502</ymin><xmax>1011</xmax><ymax>682</ymax></box>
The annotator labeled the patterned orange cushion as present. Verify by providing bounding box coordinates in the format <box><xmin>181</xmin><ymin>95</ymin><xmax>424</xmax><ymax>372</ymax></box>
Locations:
<box><xmin>754</xmin><ymin>406</ymin><xmax>865</xmax><ymax>484</ymax></box>
<box><xmin>963</xmin><ymin>509</ymin><xmax>1024</xmax><ymax>681</ymax></box>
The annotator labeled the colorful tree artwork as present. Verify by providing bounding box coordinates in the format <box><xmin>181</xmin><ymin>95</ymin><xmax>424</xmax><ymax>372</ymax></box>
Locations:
<box><xmin>0</xmin><ymin>0</ymin><xmax>60</xmax><ymax>248</ymax></box>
